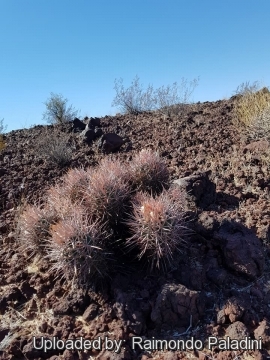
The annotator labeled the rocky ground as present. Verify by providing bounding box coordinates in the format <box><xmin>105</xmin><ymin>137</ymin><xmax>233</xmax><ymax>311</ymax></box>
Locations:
<box><xmin>0</xmin><ymin>97</ymin><xmax>270</xmax><ymax>360</ymax></box>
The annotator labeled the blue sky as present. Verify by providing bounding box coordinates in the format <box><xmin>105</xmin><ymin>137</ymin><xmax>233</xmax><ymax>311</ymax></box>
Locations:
<box><xmin>1</xmin><ymin>0</ymin><xmax>270</xmax><ymax>132</ymax></box>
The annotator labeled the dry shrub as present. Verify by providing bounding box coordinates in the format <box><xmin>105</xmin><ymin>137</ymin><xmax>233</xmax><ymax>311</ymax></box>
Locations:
<box><xmin>154</xmin><ymin>77</ymin><xmax>199</xmax><ymax>118</ymax></box>
<box><xmin>233</xmin><ymin>87</ymin><xmax>270</xmax><ymax>140</ymax></box>
<box><xmin>35</xmin><ymin>127</ymin><xmax>74</xmax><ymax>167</ymax></box>
<box><xmin>112</xmin><ymin>75</ymin><xmax>155</xmax><ymax>115</ymax></box>
<box><xmin>112</xmin><ymin>75</ymin><xmax>199</xmax><ymax>118</ymax></box>
<box><xmin>233</xmin><ymin>80</ymin><xmax>261</xmax><ymax>96</ymax></box>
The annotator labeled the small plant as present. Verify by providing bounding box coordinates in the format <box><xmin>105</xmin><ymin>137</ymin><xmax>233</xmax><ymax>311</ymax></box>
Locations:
<box><xmin>42</xmin><ymin>92</ymin><xmax>79</xmax><ymax>125</ymax></box>
<box><xmin>36</xmin><ymin>127</ymin><xmax>73</xmax><ymax>167</ymax></box>
<box><xmin>46</xmin><ymin>210</ymin><xmax>110</xmax><ymax>287</ymax></box>
<box><xmin>125</xmin><ymin>189</ymin><xmax>189</xmax><ymax>272</ymax></box>
<box><xmin>112</xmin><ymin>75</ymin><xmax>155</xmax><ymax>115</ymax></box>
<box><xmin>16</xmin><ymin>203</ymin><xmax>58</xmax><ymax>259</ymax></box>
<box><xmin>127</xmin><ymin>148</ymin><xmax>170</xmax><ymax>195</ymax></box>
<box><xmin>95</xmin><ymin>156</ymin><xmax>130</xmax><ymax>184</ymax></box>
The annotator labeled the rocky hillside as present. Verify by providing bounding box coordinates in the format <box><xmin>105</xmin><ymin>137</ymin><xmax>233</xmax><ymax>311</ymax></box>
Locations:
<box><xmin>0</xmin><ymin>97</ymin><xmax>269</xmax><ymax>360</ymax></box>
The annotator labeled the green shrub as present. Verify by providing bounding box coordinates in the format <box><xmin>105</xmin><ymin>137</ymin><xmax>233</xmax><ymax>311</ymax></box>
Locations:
<box><xmin>43</xmin><ymin>92</ymin><xmax>79</xmax><ymax>125</ymax></box>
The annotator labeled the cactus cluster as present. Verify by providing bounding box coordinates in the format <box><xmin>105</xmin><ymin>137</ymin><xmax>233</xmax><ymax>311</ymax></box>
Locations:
<box><xmin>16</xmin><ymin>149</ymin><xmax>190</xmax><ymax>287</ymax></box>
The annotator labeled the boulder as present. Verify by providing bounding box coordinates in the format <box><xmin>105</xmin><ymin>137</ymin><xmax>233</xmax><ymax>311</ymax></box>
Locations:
<box><xmin>151</xmin><ymin>283</ymin><xmax>204</xmax><ymax>328</ymax></box>
<box><xmin>94</xmin><ymin>127</ymin><xmax>103</xmax><ymax>138</ymax></box>
<box><xmin>98</xmin><ymin>133</ymin><xmax>124</xmax><ymax>153</ymax></box>
<box><xmin>72</xmin><ymin>117</ymin><xmax>86</xmax><ymax>132</ymax></box>
<box><xmin>86</xmin><ymin>117</ymin><xmax>101</xmax><ymax>129</ymax></box>
<box><xmin>214</xmin><ymin>220</ymin><xmax>264</xmax><ymax>280</ymax></box>
<box><xmin>80</xmin><ymin>128</ymin><xmax>95</xmax><ymax>144</ymax></box>
<box><xmin>254</xmin><ymin>320</ymin><xmax>270</xmax><ymax>347</ymax></box>
<box><xmin>171</xmin><ymin>171</ymin><xmax>216</xmax><ymax>209</ymax></box>
<box><xmin>243</xmin><ymin>139</ymin><xmax>269</xmax><ymax>154</ymax></box>
<box><xmin>225</xmin><ymin>321</ymin><xmax>250</xmax><ymax>340</ymax></box>
<box><xmin>222</xmin><ymin>296</ymin><xmax>247</xmax><ymax>323</ymax></box>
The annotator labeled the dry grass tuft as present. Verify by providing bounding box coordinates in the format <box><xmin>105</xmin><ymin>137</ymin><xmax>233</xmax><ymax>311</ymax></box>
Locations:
<box><xmin>233</xmin><ymin>87</ymin><xmax>270</xmax><ymax>140</ymax></box>
<box><xmin>0</xmin><ymin>134</ymin><xmax>5</xmax><ymax>152</ymax></box>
